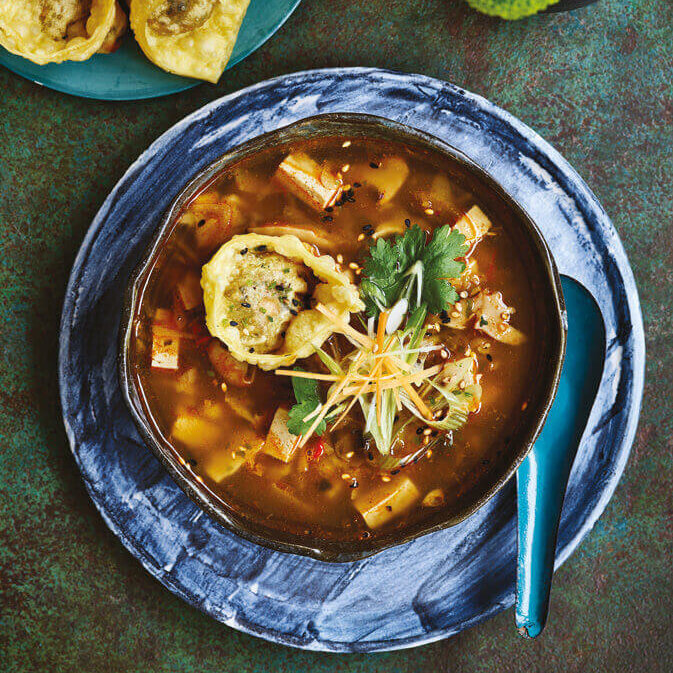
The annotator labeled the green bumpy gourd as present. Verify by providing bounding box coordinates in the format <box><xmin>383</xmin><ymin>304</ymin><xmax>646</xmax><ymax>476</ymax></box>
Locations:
<box><xmin>465</xmin><ymin>0</ymin><xmax>561</xmax><ymax>19</ymax></box>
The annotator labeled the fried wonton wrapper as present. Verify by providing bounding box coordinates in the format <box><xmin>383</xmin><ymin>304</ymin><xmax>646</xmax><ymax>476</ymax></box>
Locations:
<box><xmin>0</xmin><ymin>0</ymin><xmax>117</xmax><ymax>65</ymax></box>
<box><xmin>202</xmin><ymin>234</ymin><xmax>364</xmax><ymax>370</ymax></box>
<box><xmin>130</xmin><ymin>0</ymin><xmax>250</xmax><ymax>83</ymax></box>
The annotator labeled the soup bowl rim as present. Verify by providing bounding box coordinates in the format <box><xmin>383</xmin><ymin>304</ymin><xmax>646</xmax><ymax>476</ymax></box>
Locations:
<box><xmin>119</xmin><ymin>112</ymin><xmax>567</xmax><ymax>562</ymax></box>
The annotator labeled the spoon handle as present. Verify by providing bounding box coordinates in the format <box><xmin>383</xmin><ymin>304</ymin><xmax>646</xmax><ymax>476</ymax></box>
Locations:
<box><xmin>516</xmin><ymin>277</ymin><xmax>605</xmax><ymax>637</ymax></box>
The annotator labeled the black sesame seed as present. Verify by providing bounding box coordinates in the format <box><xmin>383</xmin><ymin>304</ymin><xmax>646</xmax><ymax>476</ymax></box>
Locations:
<box><xmin>361</xmin><ymin>531</ymin><xmax>371</xmax><ymax>539</ymax></box>
<box><xmin>275</xmin><ymin>284</ymin><xmax>285</xmax><ymax>291</ymax></box>
<box><xmin>349</xmin><ymin>479</ymin><xmax>359</xmax><ymax>489</ymax></box>
<box><xmin>280</xmin><ymin>331</ymin><xmax>286</xmax><ymax>338</ymax></box>
<box><xmin>291</xmin><ymin>298</ymin><xmax>299</xmax><ymax>306</ymax></box>
<box><xmin>439</xmin><ymin>310</ymin><xmax>450</xmax><ymax>324</ymax></box>
<box><xmin>404</xmin><ymin>218</ymin><xmax>411</xmax><ymax>228</ymax></box>
<box><xmin>385</xmin><ymin>505</ymin><xmax>392</xmax><ymax>512</ymax></box>
<box><xmin>325</xmin><ymin>206</ymin><xmax>334</xmax><ymax>212</ymax></box>
<box><xmin>241</xmin><ymin>302</ymin><xmax>251</xmax><ymax>308</ymax></box>
<box><xmin>289</xmin><ymin>309</ymin><xmax>298</xmax><ymax>316</ymax></box>
<box><xmin>322</xmin><ymin>215</ymin><xmax>333</xmax><ymax>222</ymax></box>
<box><xmin>197</xmin><ymin>219</ymin><xmax>206</xmax><ymax>228</ymax></box>
<box><xmin>486</xmin><ymin>353</ymin><xmax>493</xmax><ymax>362</ymax></box>
<box><xmin>367</xmin><ymin>451</ymin><xmax>374</xmax><ymax>461</ymax></box>
<box><xmin>390</xmin><ymin>469</ymin><xmax>400</xmax><ymax>475</ymax></box>
<box><xmin>347</xmin><ymin>188</ymin><xmax>354</xmax><ymax>197</ymax></box>
<box><xmin>353</xmin><ymin>182</ymin><xmax>361</xmax><ymax>188</ymax></box>
<box><xmin>369</xmin><ymin>161</ymin><xmax>379</xmax><ymax>169</ymax></box>
<box><xmin>255</xmin><ymin>245</ymin><xmax>267</xmax><ymax>251</ymax></box>
<box><xmin>416</xmin><ymin>427</ymin><xmax>424</xmax><ymax>435</ymax></box>
<box><xmin>248</xmin><ymin>347</ymin><xmax>254</xmax><ymax>353</ymax></box>
<box><xmin>229</xmin><ymin>320</ymin><xmax>238</xmax><ymax>326</ymax></box>
<box><xmin>240</xmin><ymin>247</ymin><xmax>248</xmax><ymax>255</ymax></box>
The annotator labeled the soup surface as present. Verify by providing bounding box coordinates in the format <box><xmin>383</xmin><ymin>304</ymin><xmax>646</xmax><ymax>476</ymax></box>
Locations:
<box><xmin>129</xmin><ymin>134</ymin><xmax>541</xmax><ymax>544</ymax></box>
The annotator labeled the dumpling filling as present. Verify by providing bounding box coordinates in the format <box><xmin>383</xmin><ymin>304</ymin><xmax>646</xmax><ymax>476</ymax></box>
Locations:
<box><xmin>222</xmin><ymin>250</ymin><xmax>309</xmax><ymax>352</ymax></box>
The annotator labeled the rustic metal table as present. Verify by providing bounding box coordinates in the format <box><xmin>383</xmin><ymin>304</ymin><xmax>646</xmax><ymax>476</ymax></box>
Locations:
<box><xmin>0</xmin><ymin>0</ymin><xmax>670</xmax><ymax>670</ymax></box>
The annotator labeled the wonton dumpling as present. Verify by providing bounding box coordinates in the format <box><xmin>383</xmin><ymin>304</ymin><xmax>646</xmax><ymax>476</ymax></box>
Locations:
<box><xmin>130</xmin><ymin>0</ymin><xmax>250</xmax><ymax>83</ymax></box>
<box><xmin>0</xmin><ymin>0</ymin><xmax>117</xmax><ymax>64</ymax></box>
<box><xmin>202</xmin><ymin>234</ymin><xmax>364</xmax><ymax>370</ymax></box>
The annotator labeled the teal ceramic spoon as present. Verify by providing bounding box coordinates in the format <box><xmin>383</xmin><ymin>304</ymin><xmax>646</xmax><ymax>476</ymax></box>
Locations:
<box><xmin>516</xmin><ymin>277</ymin><xmax>606</xmax><ymax>637</ymax></box>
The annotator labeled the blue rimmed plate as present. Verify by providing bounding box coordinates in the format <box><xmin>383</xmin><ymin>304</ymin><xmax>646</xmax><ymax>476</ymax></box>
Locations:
<box><xmin>58</xmin><ymin>68</ymin><xmax>644</xmax><ymax>651</ymax></box>
<box><xmin>0</xmin><ymin>0</ymin><xmax>301</xmax><ymax>100</ymax></box>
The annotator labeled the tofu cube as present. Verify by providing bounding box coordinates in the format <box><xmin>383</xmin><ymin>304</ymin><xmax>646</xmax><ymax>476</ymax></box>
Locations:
<box><xmin>353</xmin><ymin>476</ymin><xmax>420</xmax><ymax>529</ymax></box>
<box><xmin>176</xmin><ymin>271</ymin><xmax>203</xmax><ymax>310</ymax></box>
<box><xmin>275</xmin><ymin>152</ymin><xmax>343</xmax><ymax>211</ymax></box>
<box><xmin>262</xmin><ymin>408</ymin><xmax>300</xmax><ymax>463</ymax></box>
<box><xmin>454</xmin><ymin>205</ymin><xmax>492</xmax><ymax>247</ymax></box>
<box><xmin>151</xmin><ymin>326</ymin><xmax>179</xmax><ymax>370</ymax></box>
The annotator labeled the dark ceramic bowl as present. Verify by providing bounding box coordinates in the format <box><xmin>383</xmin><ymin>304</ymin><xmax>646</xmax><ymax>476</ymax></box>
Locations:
<box><xmin>119</xmin><ymin>113</ymin><xmax>566</xmax><ymax>561</ymax></box>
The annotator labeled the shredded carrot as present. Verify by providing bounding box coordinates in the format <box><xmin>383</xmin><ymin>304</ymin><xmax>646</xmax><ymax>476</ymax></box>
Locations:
<box><xmin>275</xmin><ymin>370</ymin><xmax>342</xmax><ymax>381</ymax></box>
<box><xmin>298</xmin><ymin>351</ymin><xmax>365</xmax><ymax>447</ymax></box>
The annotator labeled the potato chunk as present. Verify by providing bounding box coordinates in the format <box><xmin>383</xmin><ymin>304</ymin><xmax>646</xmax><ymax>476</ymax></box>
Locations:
<box><xmin>171</xmin><ymin>411</ymin><xmax>263</xmax><ymax>482</ymax></box>
<box><xmin>350</xmin><ymin>156</ymin><xmax>409</xmax><ymax>204</ymax></box>
<box><xmin>262</xmin><ymin>408</ymin><xmax>300</xmax><ymax>463</ymax></box>
<box><xmin>353</xmin><ymin>476</ymin><xmax>420</xmax><ymax>529</ymax></box>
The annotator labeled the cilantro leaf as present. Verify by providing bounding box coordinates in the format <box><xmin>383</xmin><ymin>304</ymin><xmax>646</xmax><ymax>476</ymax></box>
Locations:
<box><xmin>420</xmin><ymin>227</ymin><xmax>467</xmax><ymax>313</ymax></box>
<box><xmin>286</xmin><ymin>369</ymin><xmax>326</xmax><ymax>436</ymax></box>
<box><xmin>287</xmin><ymin>401</ymin><xmax>325</xmax><ymax>436</ymax></box>
<box><xmin>360</xmin><ymin>237</ymin><xmax>406</xmax><ymax>315</ymax></box>
<box><xmin>360</xmin><ymin>222</ymin><xmax>467</xmax><ymax>316</ymax></box>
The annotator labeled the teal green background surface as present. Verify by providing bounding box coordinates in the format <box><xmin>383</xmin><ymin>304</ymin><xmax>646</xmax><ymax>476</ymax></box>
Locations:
<box><xmin>0</xmin><ymin>0</ymin><xmax>671</xmax><ymax>670</ymax></box>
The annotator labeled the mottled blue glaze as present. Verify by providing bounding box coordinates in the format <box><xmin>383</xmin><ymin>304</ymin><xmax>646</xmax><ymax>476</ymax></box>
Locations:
<box><xmin>516</xmin><ymin>278</ymin><xmax>606</xmax><ymax>638</ymax></box>
<box><xmin>0</xmin><ymin>0</ymin><xmax>301</xmax><ymax>100</ymax></box>
<box><xmin>58</xmin><ymin>68</ymin><xmax>645</xmax><ymax>651</ymax></box>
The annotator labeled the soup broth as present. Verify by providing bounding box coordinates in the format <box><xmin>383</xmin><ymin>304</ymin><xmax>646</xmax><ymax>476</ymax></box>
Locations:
<box><xmin>129</xmin><ymin>134</ymin><xmax>543</xmax><ymax>544</ymax></box>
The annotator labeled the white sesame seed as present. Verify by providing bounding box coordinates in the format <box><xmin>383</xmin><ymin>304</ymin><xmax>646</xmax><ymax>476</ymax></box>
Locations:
<box><xmin>342</xmin><ymin>140</ymin><xmax>352</xmax><ymax>148</ymax></box>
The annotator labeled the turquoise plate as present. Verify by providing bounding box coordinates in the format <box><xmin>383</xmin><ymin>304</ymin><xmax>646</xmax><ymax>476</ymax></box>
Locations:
<box><xmin>0</xmin><ymin>0</ymin><xmax>301</xmax><ymax>101</ymax></box>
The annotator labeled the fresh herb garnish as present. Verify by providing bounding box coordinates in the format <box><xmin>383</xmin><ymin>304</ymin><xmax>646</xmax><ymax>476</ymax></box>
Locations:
<box><xmin>287</xmin><ymin>369</ymin><xmax>327</xmax><ymax>436</ymax></box>
<box><xmin>360</xmin><ymin>224</ymin><xmax>467</xmax><ymax>316</ymax></box>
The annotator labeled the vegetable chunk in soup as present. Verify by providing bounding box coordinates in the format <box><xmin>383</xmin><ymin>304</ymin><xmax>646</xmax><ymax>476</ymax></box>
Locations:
<box><xmin>129</xmin><ymin>135</ymin><xmax>540</xmax><ymax>543</ymax></box>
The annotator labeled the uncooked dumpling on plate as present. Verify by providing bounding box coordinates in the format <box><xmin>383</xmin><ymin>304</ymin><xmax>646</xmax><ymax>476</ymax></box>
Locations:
<box><xmin>0</xmin><ymin>0</ymin><xmax>124</xmax><ymax>65</ymax></box>
<box><xmin>130</xmin><ymin>0</ymin><xmax>250</xmax><ymax>83</ymax></box>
